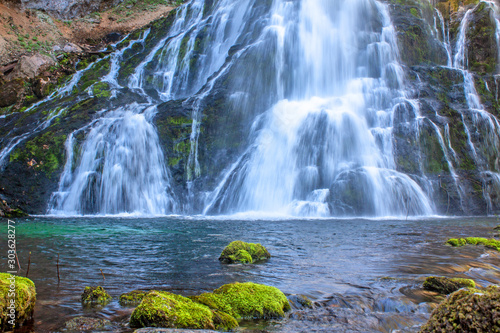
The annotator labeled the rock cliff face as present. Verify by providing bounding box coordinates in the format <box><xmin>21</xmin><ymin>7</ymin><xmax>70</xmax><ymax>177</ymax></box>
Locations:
<box><xmin>0</xmin><ymin>0</ymin><xmax>499</xmax><ymax>216</ymax></box>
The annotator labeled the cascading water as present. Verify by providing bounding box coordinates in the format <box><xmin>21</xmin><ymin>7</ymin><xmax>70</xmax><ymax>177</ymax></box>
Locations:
<box><xmin>49</xmin><ymin>0</ymin><xmax>254</xmax><ymax>215</ymax></box>
<box><xmin>31</xmin><ymin>0</ymin><xmax>500</xmax><ymax>217</ymax></box>
<box><xmin>449</xmin><ymin>2</ymin><xmax>500</xmax><ymax>213</ymax></box>
<box><xmin>49</xmin><ymin>104</ymin><xmax>176</xmax><ymax>215</ymax></box>
<box><xmin>204</xmin><ymin>0</ymin><xmax>434</xmax><ymax>217</ymax></box>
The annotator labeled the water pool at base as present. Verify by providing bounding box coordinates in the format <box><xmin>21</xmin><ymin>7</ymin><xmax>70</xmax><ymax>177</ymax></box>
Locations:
<box><xmin>1</xmin><ymin>216</ymin><xmax>499</xmax><ymax>332</ymax></box>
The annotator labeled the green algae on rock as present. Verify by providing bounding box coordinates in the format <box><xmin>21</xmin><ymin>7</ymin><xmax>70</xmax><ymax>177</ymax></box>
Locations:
<box><xmin>219</xmin><ymin>241</ymin><xmax>271</xmax><ymax>264</ymax></box>
<box><xmin>192</xmin><ymin>282</ymin><xmax>291</xmax><ymax>320</ymax></box>
<box><xmin>0</xmin><ymin>273</ymin><xmax>36</xmax><ymax>331</ymax></box>
<box><xmin>423</xmin><ymin>276</ymin><xmax>475</xmax><ymax>294</ymax></box>
<box><xmin>129</xmin><ymin>291</ymin><xmax>224</xmax><ymax>330</ymax></box>
<box><xmin>419</xmin><ymin>285</ymin><xmax>500</xmax><ymax>332</ymax></box>
<box><xmin>446</xmin><ymin>237</ymin><xmax>500</xmax><ymax>251</ymax></box>
<box><xmin>119</xmin><ymin>290</ymin><xmax>149</xmax><ymax>307</ymax></box>
<box><xmin>81</xmin><ymin>286</ymin><xmax>111</xmax><ymax>307</ymax></box>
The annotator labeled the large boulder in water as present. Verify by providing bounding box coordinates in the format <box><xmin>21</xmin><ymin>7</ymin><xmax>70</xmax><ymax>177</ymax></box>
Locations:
<box><xmin>192</xmin><ymin>282</ymin><xmax>291</xmax><ymax>320</ymax></box>
<box><xmin>0</xmin><ymin>273</ymin><xmax>36</xmax><ymax>331</ymax></box>
<box><xmin>219</xmin><ymin>241</ymin><xmax>270</xmax><ymax>264</ymax></box>
<box><xmin>129</xmin><ymin>290</ymin><xmax>236</xmax><ymax>330</ymax></box>
<box><xmin>130</xmin><ymin>283</ymin><xmax>290</xmax><ymax>330</ymax></box>
<box><xmin>419</xmin><ymin>285</ymin><xmax>500</xmax><ymax>332</ymax></box>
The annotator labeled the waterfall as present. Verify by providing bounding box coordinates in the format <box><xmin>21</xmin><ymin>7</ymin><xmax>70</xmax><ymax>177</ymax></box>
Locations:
<box><xmin>33</xmin><ymin>0</ymin><xmax>500</xmax><ymax>217</ymax></box>
<box><xmin>434</xmin><ymin>8</ymin><xmax>452</xmax><ymax>67</ymax></box>
<box><xmin>48</xmin><ymin>0</ymin><xmax>254</xmax><ymax>215</ymax></box>
<box><xmin>449</xmin><ymin>1</ymin><xmax>500</xmax><ymax>213</ymax></box>
<box><xmin>49</xmin><ymin>104</ymin><xmax>176</xmax><ymax>215</ymax></box>
<box><xmin>204</xmin><ymin>0</ymin><xmax>433</xmax><ymax>217</ymax></box>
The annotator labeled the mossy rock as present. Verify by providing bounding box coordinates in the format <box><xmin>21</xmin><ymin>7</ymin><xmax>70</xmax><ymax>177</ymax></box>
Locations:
<box><xmin>447</xmin><ymin>237</ymin><xmax>500</xmax><ymax>251</ymax></box>
<box><xmin>192</xmin><ymin>282</ymin><xmax>291</xmax><ymax>320</ymax></box>
<box><xmin>419</xmin><ymin>285</ymin><xmax>500</xmax><ymax>332</ymax></box>
<box><xmin>423</xmin><ymin>276</ymin><xmax>475</xmax><ymax>294</ymax></box>
<box><xmin>81</xmin><ymin>286</ymin><xmax>111</xmax><ymax>307</ymax></box>
<box><xmin>119</xmin><ymin>290</ymin><xmax>149</xmax><ymax>307</ymax></box>
<box><xmin>219</xmin><ymin>241</ymin><xmax>271</xmax><ymax>264</ymax></box>
<box><xmin>0</xmin><ymin>273</ymin><xmax>36</xmax><ymax>331</ymax></box>
<box><xmin>64</xmin><ymin>316</ymin><xmax>111</xmax><ymax>331</ymax></box>
<box><xmin>129</xmin><ymin>291</ymin><xmax>225</xmax><ymax>330</ymax></box>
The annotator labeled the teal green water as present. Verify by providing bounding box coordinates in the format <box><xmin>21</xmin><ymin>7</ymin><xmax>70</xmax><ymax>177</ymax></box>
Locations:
<box><xmin>1</xmin><ymin>216</ymin><xmax>499</xmax><ymax>332</ymax></box>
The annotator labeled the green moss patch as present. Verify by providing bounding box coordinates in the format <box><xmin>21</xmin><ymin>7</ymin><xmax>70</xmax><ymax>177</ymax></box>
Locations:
<box><xmin>192</xmin><ymin>282</ymin><xmax>291</xmax><ymax>320</ymax></box>
<box><xmin>92</xmin><ymin>82</ymin><xmax>111</xmax><ymax>99</ymax></box>
<box><xmin>81</xmin><ymin>286</ymin><xmax>111</xmax><ymax>307</ymax></box>
<box><xmin>119</xmin><ymin>290</ymin><xmax>148</xmax><ymax>307</ymax></box>
<box><xmin>420</xmin><ymin>285</ymin><xmax>500</xmax><ymax>332</ymax></box>
<box><xmin>423</xmin><ymin>276</ymin><xmax>475</xmax><ymax>294</ymax></box>
<box><xmin>447</xmin><ymin>237</ymin><xmax>500</xmax><ymax>251</ymax></box>
<box><xmin>0</xmin><ymin>273</ymin><xmax>36</xmax><ymax>331</ymax></box>
<box><xmin>219</xmin><ymin>241</ymin><xmax>271</xmax><ymax>264</ymax></box>
<box><xmin>10</xmin><ymin>131</ymin><xmax>67</xmax><ymax>176</ymax></box>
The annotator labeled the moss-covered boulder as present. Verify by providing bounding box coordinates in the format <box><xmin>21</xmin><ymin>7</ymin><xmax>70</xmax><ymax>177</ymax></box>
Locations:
<box><xmin>192</xmin><ymin>282</ymin><xmax>291</xmax><ymax>320</ymax></box>
<box><xmin>129</xmin><ymin>291</ymin><xmax>229</xmax><ymax>330</ymax></box>
<box><xmin>64</xmin><ymin>316</ymin><xmax>111</xmax><ymax>331</ymax></box>
<box><xmin>423</xmin><ymin>276</ymin><xmax>475</xmax><ymax>294</ymax></box>
<box><xmin>419</xmin><ymin>285</ymin><xmax>500</xmax><ymax>332</ymax></box>
<box><xmin>219</xmin><ymin>241</ymin><xmax>271</xmax><ymax>264</ymax></box>
<box><xmin>81</xmin><ymin>286</ymin><xmax>111</xmax><ymax>307</ymax></box>
<box><xmin>447</xmin><ymin>237</ymin><xmax>500</xmax><ymax>251</ymax></box>
<box><xmin>119</xmin><ymin>290</ymin><xmax>149</xmax><ymax>307</ymax></box>
<box><xmin>0</xmin><ymin>273</ymin><xmax>36</xmax><ymax>331</ymax></box>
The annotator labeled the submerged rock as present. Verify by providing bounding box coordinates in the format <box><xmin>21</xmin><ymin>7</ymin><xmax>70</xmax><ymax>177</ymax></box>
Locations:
<box><xmin>0</xmin><ymin>273</ymin><xmax>36</xmax><ymax>331</ymax></box>
<box><xmin>423</xmin><ymin>276</ymin><xmax>475</xmax><ymax>294</ymax></box>
<box><xmin>419</xmin><ymin>285</ymin><xmax>500</xmax><ymax>332</ymax></box>
<box><xmin>64</xmin><ymin>316</ymin><xmax>111</xmax><ymax>331</ymax></box>
<box><xmin>81</xmin><ymin>286</ymin><xmax>111</xmax><ymax>307</ymax></box>
<box><xmin>129</xmin><ymin>291</ymin><xmax>222</xmax><ymax>330</ymax></box>
<box><xmin>219</xmin><ymin>241</ymin><xmax>271</xmax><ymax>264</ymax></box>
<box><xmin>447</xmin><ymin>237</ymin><xmax>500</xmax><ymax>251</ymax></box>
<box><xmin>119</xmin><ymin>290</ymin><xmax>148</xmax><ymax>307</ymax></box>
<box><xmin>287</xmin><ymin>294</ymin><xmax>314</xmax><ymax>310</ymax></box>
<box><xmin>192</xmin><ymin>282</ymin><xmax>291</xmax><ymax>320</ymax></box>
